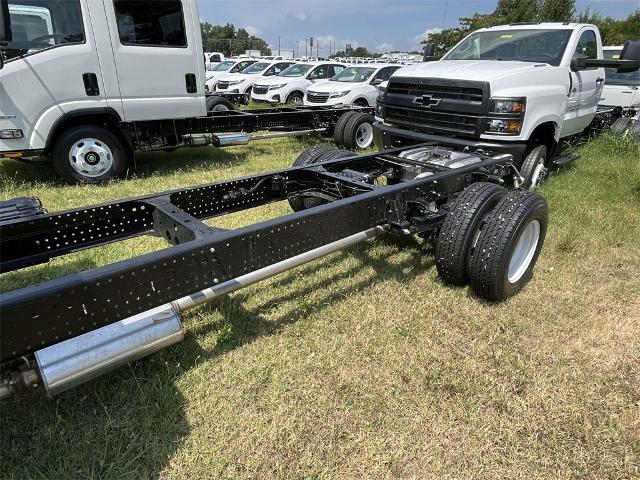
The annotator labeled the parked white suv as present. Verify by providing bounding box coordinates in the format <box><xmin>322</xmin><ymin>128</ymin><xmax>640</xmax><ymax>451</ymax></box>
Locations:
<box><xmin>251</xmin><ymin>62</ymin><xmax>347</xmax><ymax>104</ymax></box>
<box><xmin>305</xmin><ymin>64</ymin><xmax>401</xmax><ymax>107</ymax></box>
<box><xmin>214</xmin><ymin>60</ymin><xmax>295</xmax><ymax>94</ymax></box>
<box><xmin>205</xmin><ymin>59</ymin><xmax>258</xmax><ymax>91</ymax></box>
<box><xmin>599</xmin><ymin>46</ymin><xmax>640</xmax><ymax>107</ymax></box>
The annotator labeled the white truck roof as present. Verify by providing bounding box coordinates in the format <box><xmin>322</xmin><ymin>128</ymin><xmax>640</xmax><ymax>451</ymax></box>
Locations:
<box><xmin>477</xmin><ymin>22</ymin><xmax>596</xmax><ymax>32</ymax></box>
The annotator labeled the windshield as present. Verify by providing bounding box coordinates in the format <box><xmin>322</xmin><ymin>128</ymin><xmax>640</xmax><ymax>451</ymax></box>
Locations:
<box><xmin>230</xmin><ymin>60</ymin><xmax>256</xmax><ymax>72</ymax></box>
<box><xmin>279</xmin><ymin>64</ymin><xmax>313</xmax><ymax>77</ymax></box>
<box><xmin>1</xmin><ymin>0</ymin><xmax>85</xmax><ymax>62</ymax></box>
<box><xmin>209</xmin><ymin>60</ymin><xmax>235</xmax><ymax>72</ymax></box>
<box><xmin>603</xmin><ymin>49</ymin><xmax>640</xmax><ymax>86</ymax></box>
<box><xmin>445</xmin><ymin>29</ymin><xmax>572</xmax><ymax>66</ymax></box>
<box><xmin>242</xmin><ymin>62</ymin><xmax>270</xmax><ymax>74</ymax></box>
<box><xmin>331</xmin><ymin>67</ymin><xmax>376</xmax><ymax>82</ymax></box>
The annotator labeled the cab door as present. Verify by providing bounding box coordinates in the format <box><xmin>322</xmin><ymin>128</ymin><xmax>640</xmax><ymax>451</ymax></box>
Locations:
<box><xmin>562</xmin><ymin>28</ymin><xmax>603</xmax><ymax>136</ymax></box>
<box><xmin>102</xmin><ymin>0</ymin><xmax>205</xmax><ymax>121</ymax></box>
<box><xmin>0</xmin><ymin>0</ymin><xmax>106</xmax><ymax>151</ymax></box>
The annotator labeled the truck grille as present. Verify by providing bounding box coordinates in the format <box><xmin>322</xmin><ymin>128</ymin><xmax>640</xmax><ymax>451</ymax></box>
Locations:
<box><xmin>383</xmin><ymin>77</ymin><xmax>490</xmax><ymax>137</ymax></box>
<box><xmin>253</xmin><ymin>85</ymin><xmax>269</xmax><ymax>95</ymax></box>
<box><xmin>306</xmin><ymin>91</ymin><xmax>330</xmax><ymax>104</ymax></box>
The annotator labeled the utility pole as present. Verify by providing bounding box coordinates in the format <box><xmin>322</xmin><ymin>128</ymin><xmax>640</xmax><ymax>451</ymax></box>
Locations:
<box><xmin>305</xmin><ymin>39</ymin><xmax>308</xmax><ymax>58</ymax></box>
<box><xmin>278</xmin><ymin>36</ymin><xmax>281</xmax><ymax>56</ymax></box>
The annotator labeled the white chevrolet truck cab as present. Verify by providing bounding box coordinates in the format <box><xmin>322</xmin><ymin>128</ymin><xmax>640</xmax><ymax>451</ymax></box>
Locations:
<box><xmin>599</xmin><ymin>46</ymin><xmax>640</xmax><ymax>108</ymax></box>
<box><xmin>304</xmin><ymin>64</ymin><xmax>401</xmax><ymax>107</ymax></box>
<box><xmin>251</xmin><ymin>62</ymin><xmax>347</xmax><ymax>105</ymax></box>
<box><xmin>214</xmin><ymin>60</ymin><xmax>295</xmax><ymax>94</ymax></box>
<box><xmin>374</xmin><ymin>23</ymin><xmax>640</xmax><ymax>188</ymax></box>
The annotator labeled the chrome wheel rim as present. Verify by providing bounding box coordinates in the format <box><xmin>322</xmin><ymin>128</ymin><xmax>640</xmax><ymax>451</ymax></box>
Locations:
<box><xmin>212</xmin><ymin>104</ymin><xmax>229</xmax><ymax>112</ymax></box>
<box><xmin>528</xmin><ymin>163</ymin><xmax>548</xmax><ymax>191</ymax></box>
<box><xmin>290</xmin><ymin>95</ymin><xmax>302</xmax><ymax>104</ymax></box>
<box><xmin>69</xmin><ymin>138</ymin><xmax>113</xmax><ymax>178</ymax></box>
<box><xmin>508</xmin><ymin>220</ymin><xmax>540</xmax><ymax>284</ymax></box>
<box><xmin>355</xmin><ymin>123</ymin><xmax>373</xmax><ymax>149</ymax></box>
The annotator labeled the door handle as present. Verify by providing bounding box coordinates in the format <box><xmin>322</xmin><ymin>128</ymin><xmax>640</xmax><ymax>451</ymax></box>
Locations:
<box><xmin>596</xmin><ymin>77</ymin><xmax>605</xmax><ymax>84</ymax></box>
<box><xmin>185</xmin><ymin>73</ymin><xmax>197</xmax><ymax>93</ymax></box>
<box><xmin>82</xmin><ymin>73</ymin><xmax>100</xmax><ymax>96</ymax></box>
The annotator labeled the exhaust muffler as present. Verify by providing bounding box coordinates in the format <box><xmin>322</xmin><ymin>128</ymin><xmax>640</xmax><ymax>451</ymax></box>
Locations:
<box><xmin>34</xmin><ymin>304</ymin><xmax>183</xmax><ymax>397</ymax></box>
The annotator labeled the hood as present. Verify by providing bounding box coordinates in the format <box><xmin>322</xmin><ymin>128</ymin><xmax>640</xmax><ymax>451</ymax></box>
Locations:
<box><xmin>206</xmin><ymin>70</ymin><xmax>230</xmax><ymax>79</ymax></box>
<box><xmin>394</xmin><ymin>60</ymin><xmax>555</xmax><ymax>83</ymax></box>
<box><xmin>216</xmin><ymin>73</ymin><xmax>250</xmax><ymax>82</ymax></box>
<box><xmin>307</xmin><ymin>80</ymin><xmax>360</xmax><ymax>93</ymax></box>
<box><xmin>253</xmin><ymin>76</ymin><xmax>301</xmax><ymax>87</ymax></box>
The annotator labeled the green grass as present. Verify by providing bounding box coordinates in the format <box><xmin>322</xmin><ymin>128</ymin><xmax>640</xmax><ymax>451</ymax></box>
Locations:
<box><xmin>1</xmin><ymin>135</ymin><xmax>639</xmax><ymax>479</ymax></box>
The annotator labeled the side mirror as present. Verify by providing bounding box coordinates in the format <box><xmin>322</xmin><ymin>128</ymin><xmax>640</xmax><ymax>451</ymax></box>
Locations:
<box><xmin>619</xmin><ymin>40</ymin><xmax>640</xmax><ymax>73</ymax></box>
<box><xmin>423</xmin><ymin>43</ymin><xmax>437</xmax><ymax>62</ymax></box>
<box><xmin>570</xmin><ymin>54</ymin><xmax>586</xmax><ymax>72</ymax></box>
<box><xmin>371</xmin><ymin>78</ymin><xmax>383</xmax><ymax>86</ymax></box>
<box><xmin>0</xmin><ymin>0</ymin><xmax>12</xmax><ymax>44</ymax></box>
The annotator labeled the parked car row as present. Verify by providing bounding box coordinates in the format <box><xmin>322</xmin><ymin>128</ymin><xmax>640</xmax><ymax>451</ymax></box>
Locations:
<box><xmin>206</xmin><ymin>60</ymin><xmax>402</xmax><ymax>107</ymax></box>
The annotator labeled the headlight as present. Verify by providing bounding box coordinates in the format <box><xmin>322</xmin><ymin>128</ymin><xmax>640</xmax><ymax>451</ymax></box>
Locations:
<box><xmin>490</xmin><ymin>98</ymin><xmax>526</xmax><ymax>114</ymax></box>
<box><xmin>485</xmin><ymin>119</ymin><xmax>523</xmax><ymax>134</ymax></box>
<box><xmin>268</xmin><ymin>84</ymin><xmax>287</xmax><ymax>90</ymax></box>
<box><xmin>329</xmin><ymin>90</ymin><xmax>351</xmax><ymax>98</ymax></box>
<box><xmin>226</xmin><ymin>80</ymin><xmax>244</xmax><ymax>86</ymax></box>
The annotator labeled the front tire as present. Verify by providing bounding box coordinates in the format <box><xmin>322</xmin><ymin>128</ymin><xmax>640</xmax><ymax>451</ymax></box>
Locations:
<box><xmin>468</xmin><ymin>190</ymin><xmax>548</xmax><ymax>301</ymax></box>
<box><xmin>520</xmin><ymin>144</ymin><xmax>548</xmax><ymax>191</ymax></box>
<box><xmin>610</xmin><ymin>116</ymin><xmax>631</xmax><ymax>136</ymax></box>
<box><xmin>52</xmin><ymin>126</ymin><xmax>129</xmax><ymax>184</ymax></box>
<box><xmin>287</xmin><ymin>92</ymin><xmax>304</xmax><ymax>105</ymax></box>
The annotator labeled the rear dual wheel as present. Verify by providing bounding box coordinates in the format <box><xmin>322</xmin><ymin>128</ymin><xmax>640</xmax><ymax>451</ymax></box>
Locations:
<box><xmin>333</xmin><ymin>111</ymin><xmax>374</xmax><ymax>150</ymax></box>
<box><xmin>436</xmin><ymin>183</ymin><xmax>548</xmax><ymax>301</ymax></box>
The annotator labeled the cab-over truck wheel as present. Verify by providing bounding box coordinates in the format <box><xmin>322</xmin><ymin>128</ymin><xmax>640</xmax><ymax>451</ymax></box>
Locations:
<box><xmin>52</xmin><ymin>126</ymin><xmax>130</xmax><ymax>184</ymax></box>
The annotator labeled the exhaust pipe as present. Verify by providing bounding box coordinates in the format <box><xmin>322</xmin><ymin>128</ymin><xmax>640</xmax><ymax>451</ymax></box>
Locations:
<box><xmin>214</xmin><ymin>132</ymin><xmax>250</xmax><ymax>147</ymax></box>
<box><xmin>29</xmin><ymin>227</ymin><xmax>384</xmax><ymax>397</ymax></box>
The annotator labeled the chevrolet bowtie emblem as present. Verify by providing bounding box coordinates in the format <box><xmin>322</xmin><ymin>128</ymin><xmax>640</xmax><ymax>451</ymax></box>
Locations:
<box><xmin>412</xmin><ymin>95</ymin><xmax>442</xmax><ymax>108</ymax></box>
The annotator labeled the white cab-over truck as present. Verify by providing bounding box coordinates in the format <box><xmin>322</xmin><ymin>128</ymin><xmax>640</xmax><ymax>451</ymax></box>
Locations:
<box><xmin>375</xmin><ymin>23</ymin><xmax>640</xmax><ymax>189</ymax></box>
<box><xmin>0</xmin><ymin>0</ymin><xmax>369</xmax><ymax>184</ymax></box>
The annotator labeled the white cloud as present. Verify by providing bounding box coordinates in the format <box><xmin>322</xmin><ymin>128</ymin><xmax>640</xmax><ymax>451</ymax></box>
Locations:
<box><xmin>375</xmin><ymin>43</ymin><xmax>395</xmax><ymax>53</ymax></box>
<box><xmin>244</xmin><ymin>26</ymin><xmax>262</xmax><ymax>37</ymax></box>
<box><xmin>413</xmin><ymin>27</ymin><xmax>442</xmax><ymax>45</ymax></box>
<box><xmin>287</xmin><ymin>11</ymin><xmax>308</xmax><ymax>22</ymax></box>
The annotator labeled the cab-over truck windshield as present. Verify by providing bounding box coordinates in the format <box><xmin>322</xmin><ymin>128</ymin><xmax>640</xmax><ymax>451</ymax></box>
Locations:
<box><xmin>445</xmin><ymin>29</ymin><xmax>573</xmax><ymax>66</ymax></box>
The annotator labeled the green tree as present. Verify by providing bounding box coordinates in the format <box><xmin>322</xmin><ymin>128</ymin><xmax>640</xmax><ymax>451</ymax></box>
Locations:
<box><xmin>200</xmin><ymin>22</ymin><xmax>271</xmax><ymax>56</ymax></box>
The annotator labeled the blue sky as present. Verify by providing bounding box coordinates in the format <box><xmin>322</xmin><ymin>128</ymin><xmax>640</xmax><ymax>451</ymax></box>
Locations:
<box><xmin>196</xmin><ymin>0</ymin><xmax>640</xmax><ymax>54</ymax></box>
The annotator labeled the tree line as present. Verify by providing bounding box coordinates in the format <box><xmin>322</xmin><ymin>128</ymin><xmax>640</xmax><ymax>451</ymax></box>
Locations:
<box><xmin>423</xmin><ymin>0</ymin><xmax>640</xmax><ymax>56</ymax></box>
<box><xmin>200</xmin><ymin>22</ymin><xmax>271</xmax><ymax>56</ymax></box>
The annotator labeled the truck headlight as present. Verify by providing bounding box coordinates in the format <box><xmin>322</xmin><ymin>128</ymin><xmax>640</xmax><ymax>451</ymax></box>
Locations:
<box><xmin>268</xmin><ymin>84</ymin><xmax>287</xmax><ymax>90</ymax></box>
<box><xmin>329</xmin><ymin>90</ymin><xmax>351</xmax><ymax>98</ymax></box>
<box><xmin>485</xmin><ymin>119</ymin><xmax>522</xmax><ymax>134</ymax></box>
<box><xmin>490</xmin><ymin>98</ymin><xmax>526</xmax><ymax>114</ymax></box>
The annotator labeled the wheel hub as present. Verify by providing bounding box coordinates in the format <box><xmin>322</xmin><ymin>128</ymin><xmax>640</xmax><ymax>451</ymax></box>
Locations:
<box><xmin>508</xmin><ymin>219</ymin><xmax>541</xmax><ymax>283</ymax></box>
<box><xmin>69</xmin><ymin>138</ymin><xmax>114</xmax><ymax>178</ymax></box>
<box><xmin>355</xmin><ymin>123</ymin><xmax>373</xmax><ymax>149</ymax></box>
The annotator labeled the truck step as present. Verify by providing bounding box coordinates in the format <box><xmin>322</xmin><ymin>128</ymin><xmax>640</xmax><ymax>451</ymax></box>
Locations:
<box><xmin>553</xmin><ymin>153</ymin><xmax>580</xmax><ymax>167</ymax></box>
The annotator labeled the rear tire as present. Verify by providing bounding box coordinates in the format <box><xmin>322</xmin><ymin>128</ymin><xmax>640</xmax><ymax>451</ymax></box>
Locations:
<box><xmin>288</xmin><ymin>145</ymin><xmax>352</xmax><ymax>212</ymax></box>
<box><xmin>520</xmin><ymin>144</ymin><xmax>548</xmax><ymax>191</ymax></box>
<box><xmin>52</xmin><ymin>125</ymin><xmax>129</xmax><ymax>184</ymax></box>
<box><xmin>435</xmin><ymin>182</ymin><xmax>508</xmax><ymax>286</ymax></box>
<box><xmin>333</xmin><ymin>111</ymin><xmax>357</xmax><ymax>148</ymax></box>
<box><xmin>610</xmin><ymin>116</ymin><xmax>631</xmax><ymax>136</ymax></box>
<box><xmin>206</xmin><ymin>96</ymin><xmax>236</xmax><ymax>112</ymax></box>
<box><xmin>469</xmin><ymin>190</ymin><xmax>548</xmax><ymax>301</ymax></box>
<box><xmin>342</xmin><ymin>113</ymin><xmax>375</xmax><ymax>150</ymax></box>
